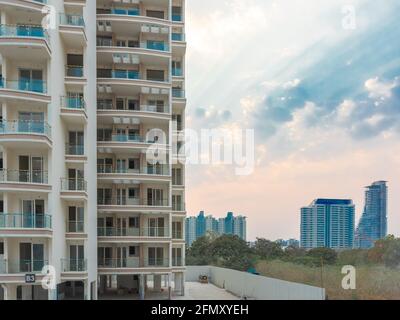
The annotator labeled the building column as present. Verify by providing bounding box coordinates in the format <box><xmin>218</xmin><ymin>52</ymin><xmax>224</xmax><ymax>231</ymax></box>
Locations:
<box><xmin>84</xmin><ymin>280</ymin><xmax>91</xmax><ymax>300</ymax></box>
<box><xmin>6</xmin><ymin>284</ymin><xmax>16</xmax><ymax>300</ymax></box>
<box><xmin>139</xmin><ymin>274</ymin><xmax>145</xmax><ymax>300</ymax></box>
<box><xmin>154</xmin><ymin>274</ymin><xmax>162</xmax><ymax>291</ymax></box>
<box><xmin>1</xmin><ymin>284</ymin><xmax>7</xmax><ymax>300</ymax></box>
<box><xmin>167</xmin><ymin>273</ymin><xmax>172</xmax><ymax>300</ymax></box>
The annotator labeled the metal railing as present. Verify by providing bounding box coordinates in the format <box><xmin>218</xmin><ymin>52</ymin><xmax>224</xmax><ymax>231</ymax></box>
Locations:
<box><xmin>172</xmin><ymin>230</ymin><xmax>183</xmax><ymax>239</ymax></box>
<box><xmin>61</xmin><ymin>259</ymin><xmax>87</xmax><ymax>272</ymax></box>
<box><xmin>96</xmin><ymin>38</ymin><xmax>169</xmax><ymax>52</ymax></box>
<box><xmin>0</xmin><ymin>169</ymin><xmax>48</xmax><ymax>184</ymax></box>
<box><xmin>0</xmin><ymin>213</ymin><xmax>52</xmax><ymax>229</ymax></box>
<box><xmin>97</xmin><ymin>198</ymin><xmax>170</xmax><ymax>207</ymax></box>
<box><xmin>172</xmin><ymin>14</ymin><xmax>182</xmax><ymax>22</ymax></box>
<box><xmin>110</xmin><ymin>8</ymin><xmax>140</xmax><ymax>16</ymax></box>
<box><xmin>66</xmin><ymin>65</ymin><xmax>84</xmax><ymax>77</ymax></box>
<box><xmin>172</xmin><ymin>68</ymin><xmax>183</xmax><ymax>77</ymax></box>
<box><xmin>172</xmin><ymin>257</ymin><xmax>183</xmax><ymax>267</ymax></box>
<box><xmin>98</xmin><ymin>227</ymin><xmax>169</xmax><ymax>237</ymax></box>
<box><xmin>0</xmin><ymin>24</ymin><xmax>49</xmax><ymax>41</ymax></box>
<box><xmin>97</xmin><ymin>164</ymin><xmax>170</xmax><ymax>176</ymax></box>
<box><xmin>98</xmin><ymin>258</ymin><xmax>140</xmax><ymax>269</ymax></box>
<box><xmin>98</xmin><ymin>134</ymin><xmax>165</xmax><ymax>144</ymax></box>
<box><xmin>0</xmin><ymin>120</ymin><xmax>51</xmax><ymax>138</ymax></box>
<box><xmin>0</xmin><ymin>259</ymin><xmax>6</xmax><ymax>274</ymax></box>
<box><xmin>60</xmin><ymin>14</ymin><xmax>85</xmax><ymax>27</ymax></box>
<box><xmin>7</xmin><ymin>260</ymin><xmax>48</xmax><ymax>273</ymax></box>
<box><xmin>145</xmin><ymin>258</ymin><xmax>169</xmax><ymax>267</ymax></box>
<box><xmin>172</xmin><ymin>88</ymin><xmax>185</xmax><ymax>98</ymax></box>
<box><xmin>61</xmin><ymin>178</ymin><xmax>87</xmax><ymax>192</ymax></box>
<box><xmin>0</xmin><ymin>79</ymin><xmax>47</xmax><ymax>93</ymax></box>
<box><xmin>172</xmin><ymin>33</ymin><xmax>185</xmax><ymax>41</ymax></box>
<box><xmin>67</xmin><ymin>221</ymin><xmax>84</xmax><ymax>233</ymax></box>
<box><xmin>65</xmin><ymin>144</ymin><xmax>84</xmax><ymax>156</ymax></box>
<box><xmin>61</xmin><ymin>96</ymin><xmax>86</xmax><ymax>110</ymax></box>
<box><xmin>97</xmin><ymin>100</ymin><xmax>169</xmax><ymax>113</ymax></box>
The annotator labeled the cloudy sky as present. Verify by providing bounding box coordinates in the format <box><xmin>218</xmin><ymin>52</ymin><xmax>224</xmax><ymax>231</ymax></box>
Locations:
<box><xmin>184</xmin><ymin>0</ymin><xmax>400</xmax><ymax>241</ymax></box>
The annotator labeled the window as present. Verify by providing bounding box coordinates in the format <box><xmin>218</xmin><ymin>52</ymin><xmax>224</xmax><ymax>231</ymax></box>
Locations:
<box><xmin>146</xmin><ymin>69</ymin><xmax>164</xmax><ymax>82</ymax></box>
<box><xmin>146</xmin><ymin>10</ymin><xmax>164</xmax><ymax>19</ymax></box>
<box><xmin>0</xmin><ymin>242</ymin><xmax>4</xmax><ymax>255</ymax></box>
<box><xmin>128</xmin><ymin>188</ymin><xmax>138</xmax><ymax>198</ymax></box>
<box><xmin>129</xmin><ymin>246</ymin><xmax>136</xmax><ymax>256</ymax></box>
<box><xmin>129</xmin><ymin>217</ymin><xmax>139</xmax><ymax>228</ymax></box>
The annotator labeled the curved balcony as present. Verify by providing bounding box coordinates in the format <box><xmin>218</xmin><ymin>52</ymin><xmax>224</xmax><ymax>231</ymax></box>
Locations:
<box><xmin>59</xmin><ymin>14</ymin><xmax>86</xmax><ymax>48</ymax></box>
<box><xmin>97</xmin><ymin>100</ymin><xmax>170</xmax><ymax>122</ymax></box>
<box><xmin>97</xmin><ymin>197</ymin><xmax>170</xmax><ymax>214</ymax></box>
<box><xmin>97</xmin><ymin>258</ymin><xmax>170</xmax><ymax>274</ymax></box>
<box><xmin>0</xmin><ymin>213</ymin><xmax>52</xmax><ymax>237</ymax></box>
<box><xmin>97</xmin><ymin>226</ymin><xmax>170</xmax><ymax>243</ymax></box>
<box><xmin>65</xmin><ymin>144</ymin><xmax>87</xmax><ymax>163</ymax></box>
<box><xmin>0</xmin><ymin>0</ymin><xmax>49</xmax><ymax>14</ymax></box>
<box><xmin>0</xmin><ymin>79</ymin><xmax>50</xmax><ymax>103</ymax></box>
<box><xmin>97</xmin><ymin>164</ymin><xmax>171</xmax><ymax>183</ymax></box>
<box><xmin>0</xmin><ymin>120</ymin><xmax>52</xmax><ymax>148</ymax></box>
<box><xmin>97</xmin><ymin>69</ymin><xmax>170</xmax><ymax>96</ymax></box>
<box><xmin>97</xmin><ymin>134</ymin><xmax>169</xmax><ymax>153</ymax></box>
<box><xmin>97</xmin><ymin>8</ymin><xmax>171</xmax><ymax>28</ymax></box>
<box><xmin>0</xmin><ymin>169</ymin><xmax>50</xmax><ymax>193</ymax></box>
<box><xmin>60</xmin><ymin>96</ymin><xmax>87</xmax><ymax>124</ymax></box>
<box><xmin>60</xmin><ymin>178</ymin><xmax>88</xmax><ymax>200</ymax></box>
<box><xmin>0</xmin><ymin>24</ymin><xmax>50</xmax><ymax>60</ymax></box>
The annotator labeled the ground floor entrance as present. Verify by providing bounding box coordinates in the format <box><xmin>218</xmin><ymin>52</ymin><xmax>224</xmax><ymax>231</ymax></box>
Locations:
<box><xmin>98</xmin><ymin>272</ymin><xmax>185</xmax><ymax>300</ymax></box>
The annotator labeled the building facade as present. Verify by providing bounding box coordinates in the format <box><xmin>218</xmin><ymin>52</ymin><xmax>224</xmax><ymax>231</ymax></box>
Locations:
<box><xmin>0</xmin><ymin>0</ymin><xmax>186</xmax><ymax>300</ymax></box>
<box><xmin>300</xmin><ymin>199</ymin><xmax>355</xmax><ymax>250</ymax></box>
<box><xmin>186</xmin><ymin>211</ymin><xmax>247</xmax><ymax>246</ymax></box>
<box><xmin>355</xmin><ymin>181</ymin><xmax>388</xmax><ymax>249</ymax></box>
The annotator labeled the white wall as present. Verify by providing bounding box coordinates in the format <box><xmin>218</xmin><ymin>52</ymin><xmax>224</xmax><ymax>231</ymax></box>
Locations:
<box><xmin>186</xmin><ymin>266</ymin><xmax>325</xmax><ymax>300</ymax></box>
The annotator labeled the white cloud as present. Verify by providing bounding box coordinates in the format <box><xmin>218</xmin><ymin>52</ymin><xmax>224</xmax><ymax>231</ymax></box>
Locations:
<box><xmin>365</xmin><ymin>77</ymin><xmax>397</xmax><ymax>99</ymax></box>
<box><xmin>336</xmin><ymin>99</ymin><xmax>357</xmax><ymax>121</ymax></box>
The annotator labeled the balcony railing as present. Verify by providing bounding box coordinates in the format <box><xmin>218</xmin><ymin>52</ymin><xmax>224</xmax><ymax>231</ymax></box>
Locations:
<box><xmin>97</xmin><ymin>101</ymin><xmax>169</xmax><ymax>113</ymax></box>
<box><xmin>172</xmin><ymin>257</ymin><xmax>183</xmax><ymax>267</ymax></box>
<box><xmin>60</xmin><ymin>14</ymin><xmax>85</xmax><ymax>27</ymax></box>
<box><xmin>172</xmin><ymin>230</ymin><xmax>183</xmax><ymax>239</ymax></box>
<box><xmin>172</xmin><ymin>203</ymin><xmax>185</xmax><ymax>211</ymax></box>
<box><xmin>98</xmin><ymin>227</ymin><xmax>169</xmax><ymax>237</ymax></box>
<box><xmin>0</xmin><ymin>169</ymin><xmax>48</xmax><ymax>184</ymax></box>
<box><xmin>172</xmin><ymin>89</ymin><xmax>185</xmax><ymax>98</ymax></box>
<box><xmin>145</xmin><ymin>258</ymin><xmax>169</xmax><ymax>267</ymax></box>
<box><xmin>0</xmin><ymin>213</ymin><xmax>52</xmax><ymax>229</ymax></box>
<box><xmin>98</xmin><ymin>198</ymin><xmax>170</xmax><ymax>207</ymax></box>
<box><xmin>98</xmin><ymin>134</ymin><xmax>165</xmax><ymax>144</ymax></box>
<box><xmin>0</xmin><ymin>79</ymin><xmax>47</xmax><ymax>94</ymax></box>
<box><xmin>0</xmin><ymin>120</ymin><xmax>52</xmax><ymax>139</ymax></box>
<box><xmin>7</xmin><ymin>260</ymin><xmax>48</xmax><ymax>273</ymax></box>
<box><xmin>97</xmin><ymin>258</ymin><xmax>169</xmax><ymax>268</ymax></box>
<box><xmin>61</xmin><ymin>178</ymin><xmax>87</xmax><ymax>192</ymax></box>
<box><xmin>65</xmin><ymin>144</ymin><xmax>84</xmax><ymax>156</ymax></box>
<box><xmin>0</xmin><ymin>24</ymin><xmax>49</xmax><ymax>41</ymax></box>
<box><xmin>61</xmin><ymin>96</ymin><xmax>86</xmax><ymax>110</ymax></box>
<box><xmin>172</xmin><ymin>33</ymin><xmax>185</xmax><ymax>41</ymax></box>
<box><xmin>61</xmin><ymin>259</ymin><xmax>87</xmax><ymax>272</ymax></box>
<box><xmin>0</xmin><ymin>259</ymin><xmax>5</xmax><ymax>274</ymax></box>
<box><xmin>97</xmin><ymin>164</ymin><xmax>170</xmax><ymax>176</ymax></box>
<box><xmin>172</xmin><ymin>68</ymin><xmax>183</xmax><ymax>77</ymax></box>
<box><xmin>110</xmin><ymin>8</ymin><xmax>140</xmax><ymax>16</ymax></box>
<box><xmin>172</xmin><ymin>14</ymin><xmax>182</xmax><ymax>22</ymax></box>
<box><xmin>67</xmin><ymin>221</ymin><xmax>84</xmax><ymax>233</ymax></box>
<box><xmin>97</xmin><ymin>38</ymin><xmax>170</xmax><ymax>52</ymax></box>
<box><xmin>98</xmin><ymin>258</ymin><xmax>140</xmax><ymax>269</ymax></box>
<box><xmin>66</xmin><ymin>65</ymin><xmax>84</xmax><ymax>78</ymax></box>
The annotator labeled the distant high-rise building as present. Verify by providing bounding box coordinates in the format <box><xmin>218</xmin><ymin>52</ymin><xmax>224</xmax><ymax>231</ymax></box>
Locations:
<box><xmin>300</xmin><ymin>199</ymin><xmax>355</xmax><ymax>250</ymax></box>
<box><xmin>186</xmin><ymin>217</ymin><xmax>197</xmax><ymax>247</ymax></box>
<box><xmin>186</xmin><ymin>211</ymin><xmax>247</xmax><ymax>245</ymax></box>
<box><xmin>355</xmin><ymin>181</ymin><xmax>388</xmax><ymax>248</ymax></box>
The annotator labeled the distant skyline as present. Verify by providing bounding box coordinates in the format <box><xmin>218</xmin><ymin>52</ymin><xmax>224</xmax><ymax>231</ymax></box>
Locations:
<box><xmin>185</xmin><ymin>0</ymin><xmax>400</xmax><ymax>241</ymax></box>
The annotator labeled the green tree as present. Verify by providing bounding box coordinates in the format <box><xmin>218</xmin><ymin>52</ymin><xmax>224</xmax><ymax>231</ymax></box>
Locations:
<box><xmin>253</xmin><ymin>238</ymin><xmax>284</xmax><ymax>260</ymax></box>
<box><xmin>186</xmin><ymin>236</ymin><xmax>212</xmax><ymax>265</ymax></box>
<box><xmin>306</xmin><ymin>247</ymin><xmax>337</xmax><ymax>265</ymax></box>
<box><xmin>209</xmin><ymin>235</ymin><xmax>255</xmax><ymax>271</ymax></box>
<box><xmin>383</xmin><ymin>238</ymin><xmax>400</xmax><ymax>269</ymax></box>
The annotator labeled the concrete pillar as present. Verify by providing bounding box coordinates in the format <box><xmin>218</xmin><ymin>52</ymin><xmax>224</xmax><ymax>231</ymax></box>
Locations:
<box><xmin>154</xmin><ymin>275</ymin><xmax>162</xmax><ymax>291</ymax></box>
<box><xmin>1</xmin><ymin>284</ymin><xmax>7</xmax><ymax>300</ymax></box>
<box><xmin>84</xmin><ymin>280</ymin><xmax>91</xmax><ymax>300</ymax></box>
<box><xmin>181</xmin><ymin>272</ymin><xmax>185</xmax><ymax>297</ymax></box>
<box><xmin>6</xmin><ymin>284</ymin><xmax>17</xmax><ymax>300</ymax></box>
<box><xmin>139</xmin><ymin>274</ymin><xmax>145</xmax><ymax>300</ymax></box>
<box><xmin>167</xmin><ymin>273</ymin><xmax>172</xmax><ymax>300</ymax></box>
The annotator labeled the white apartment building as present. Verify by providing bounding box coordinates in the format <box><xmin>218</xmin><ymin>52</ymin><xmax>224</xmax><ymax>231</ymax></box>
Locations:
<box><xmin>0</xmin><ymin>0</ymin><xmax>186</xmax><ymax>300</ymax></box>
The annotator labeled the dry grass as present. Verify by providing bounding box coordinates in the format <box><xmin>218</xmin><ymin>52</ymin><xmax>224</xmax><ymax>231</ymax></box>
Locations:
<box><xmin>256</xmin><ymin>260</ymin><xmax>400</xmax><ymax>300</ymax></box>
